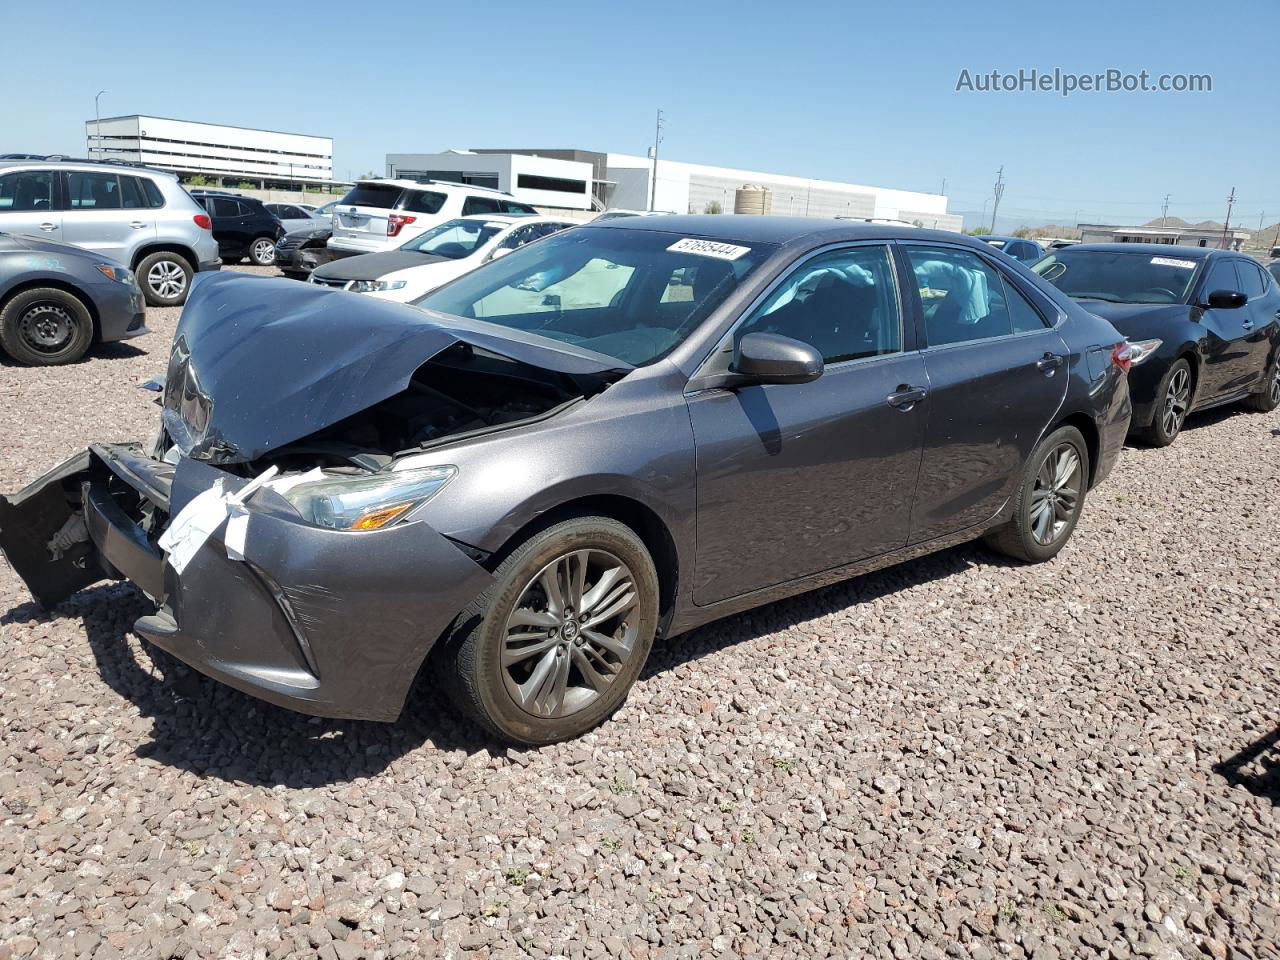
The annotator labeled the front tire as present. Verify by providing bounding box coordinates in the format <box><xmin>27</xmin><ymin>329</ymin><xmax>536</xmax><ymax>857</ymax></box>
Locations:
<box><xmin>0</xmin><ymin>288</ymin><xmax>94</xmax><ymax>365</ymax></box>
<box><xmin>137</xmin><ymin>251</ymin><xmax>193</xmax><ymax>307</ymax></box>
<box><xmin>248</xmin><ymin>237</ymin><xmax>276</xmax><ymax>266</ymax></box>
<box><xmin>1242</xmin><ymin>352</ymin><xmax>1280</xmax><ymax>413</ymax></box>
<box><xmin>1135</xmin><ymin>358</ymin><xmax>1191</xmax><ymax>447</ymax></box>
<box><xmin>984</xmin><ymin>425</ymin><xmax>1090</xmax><ymax>564</ymax></box>
<box><xmin>437</xmin><ymin>516</ymin><xmax>659</xmax><ymax>745</ymax></box>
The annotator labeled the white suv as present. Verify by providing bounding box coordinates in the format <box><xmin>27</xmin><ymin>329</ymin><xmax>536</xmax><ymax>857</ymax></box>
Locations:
<box><xmin>327</xmin><ymin>179</ymin><xmax>538</xmax><ymax>256</ymax></box>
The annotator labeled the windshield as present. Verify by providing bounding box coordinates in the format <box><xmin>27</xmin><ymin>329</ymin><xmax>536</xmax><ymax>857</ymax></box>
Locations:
<box><xmin>1033</xmin><ymin>250</ymin><xmax>1199</xmax><ymax>304</ymax></box>
<box><xmin>401</xmin><ymin>218</ymin><xmax>506</xmax><ymax>259</ymax></box>
<box><xmin>413</xmin><ymin>227</ymin><xmax>776</xmax><ymax>366</ymax></box>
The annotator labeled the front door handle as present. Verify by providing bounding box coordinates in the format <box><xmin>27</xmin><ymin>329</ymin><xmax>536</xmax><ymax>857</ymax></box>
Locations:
<box><xmin>129</xmin><ymin>221</ymin><xmax>146</xmax><ymax>229</ymax></box>
<box><xmin>886</xmin><ymin>385</ymin><xmax>927</xmax><ymax>410</ymax></box>
<box><xmin>1036</xmin><ymin>352</ymin><xmax>1064</xmax><ymax>374</ymax></box>
<box><xmin>39</xmin><ymin>222</ymin><xmax>56</xmax><ymax>231</ymax></box>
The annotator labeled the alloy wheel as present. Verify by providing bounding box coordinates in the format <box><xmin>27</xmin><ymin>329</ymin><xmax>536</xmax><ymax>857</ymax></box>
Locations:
<box><xmin>501</xmin><ymin>549</ymin><xmax>640</xmax><ymax>719</ymax></box>
<box><xmin>147</xmin><ymin>260</ymin><xmax>187</xmax><ymax>300</ymax></box>
<box><xmin>1029</xmin><ymin>443</ymin><xmax>1082</xmax><ymax>546</ymax></box>
<box><xmin>18</xmin><ymin>303</ymin><xmax>73</xmax><ymax>354</ymax></box>
<box><xmin>252</xmin><ymin>239</ymin><xmax>276</xmax><ymax>264</ymax></box>
<box><xmin>1271</xmin><ymin>364</ymin><xmax>1280</xmax><ymax>406</ymax></box>
<box><xmin>1162</xmin><ymin>366</ymin><xmax>1190</xmax><ymax>439</ymax></box>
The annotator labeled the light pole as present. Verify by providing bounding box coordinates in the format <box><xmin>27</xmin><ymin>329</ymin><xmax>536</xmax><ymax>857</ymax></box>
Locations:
<box><xmin>648</xmin><ymin>109</ymin><xmax>664</xmax><ymax>212</ymax></box>
<box><xmin>93</xmin><ymin>90</ymin><xmax>107</xmax><ymax>158</ymax></box>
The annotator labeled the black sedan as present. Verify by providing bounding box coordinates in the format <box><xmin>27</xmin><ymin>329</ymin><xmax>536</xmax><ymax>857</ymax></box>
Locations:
<box><xmin>1</xmin><ymin>218</ymin><xmax>1131</xmax><ymax>744</ymax></box>
<box><xmin>274</xmin><ymin>224</ymin><xmax>335</xmax><ymax>280</ymax></box>
<box><xmin>1034</xmin><ymin>244</ymin><xmax>1280</xmax><ymax>446</ymax></box>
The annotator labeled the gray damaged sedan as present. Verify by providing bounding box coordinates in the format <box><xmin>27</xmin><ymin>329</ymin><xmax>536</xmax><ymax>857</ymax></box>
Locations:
<box><xmin>0</xmin><ymin>231</ymin><xmax>147</xmax><ymax>365</ymax></box>
<box><xmin>0</xmin><ymin>217</ymin><xmax>1131</xmax><ymax>744</ymax></box>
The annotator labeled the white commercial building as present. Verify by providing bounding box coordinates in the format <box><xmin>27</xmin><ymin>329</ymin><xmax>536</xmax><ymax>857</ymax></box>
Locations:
<box><xmin>386</xmin><ymin>147</ymin><xmax>960</xmax><ymax>230</ymax></box>
<box><xmin>85</xmin><ymin>115</ymin><xmax>334</xmax><ymax>186</ymax></box>
<box><xmin>385</xmin><ymin>150</ymin><xmax>595</xmax><ymax>211</ymax></box>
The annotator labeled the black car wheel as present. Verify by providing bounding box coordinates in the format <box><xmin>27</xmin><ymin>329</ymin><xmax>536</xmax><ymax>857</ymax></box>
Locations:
<box><xmin>0</xmin><ymin>287</ymin><xmax>95</xmax><ymax>366</ymax></box>
<box><xmin>1243</xmin><ymin>352</ymin><xmax>1280</xmax><ymax>413</ymax></box>
<box><xmin>437</xmin><ymin>516</ymin><xmax>659</xmax><ymax>745</ymax></box>
<box><xmin>984</xmin><ymin>425</ymin><xmax>1090</xmax><ymax>563</ymax></box>
<box><xmin>137</xmin><ymin>251</ymin><xmax>193</xmax><ymax>307</ymax></box>
<box><xmin>249</xmin><ymin>237</ymin><xmax>276</xmax><ymax>266</ymax></box>
<box><xmin>1136</xmin><ymin>358</ymin><xmax>1192</xmax><ymax>447</ymax></box>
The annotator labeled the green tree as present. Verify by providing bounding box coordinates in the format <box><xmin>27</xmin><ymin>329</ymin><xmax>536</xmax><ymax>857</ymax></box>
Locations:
<box><xmin>965</xmin><ymin>226</ymin><xmax>992</xmax><ymax>236</ymax></box>
<box><xmin>704</xmin><ymin>201</ymin><xmax>723</xmax><ymax>215</ymax></box>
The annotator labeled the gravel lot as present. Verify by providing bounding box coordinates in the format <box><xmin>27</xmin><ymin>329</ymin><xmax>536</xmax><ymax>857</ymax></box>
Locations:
<box><xmin>1</xmin><ymin>265</ymin><xmax>1278</xmax><ymax>959</ymax></box>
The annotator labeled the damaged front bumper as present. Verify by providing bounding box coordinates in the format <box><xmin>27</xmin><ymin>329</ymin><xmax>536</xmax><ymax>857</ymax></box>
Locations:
<box><xmin>0</xmin><ymin>444</ymin><xmax>493</xmax><ymax>722</ymax></box>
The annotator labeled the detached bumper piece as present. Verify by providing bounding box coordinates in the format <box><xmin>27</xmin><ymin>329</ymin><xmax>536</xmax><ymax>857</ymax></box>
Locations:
<box><xmin>0</xmin><ymin>445</ymin><xmax>492</xmax><ymax>722</ymax></box>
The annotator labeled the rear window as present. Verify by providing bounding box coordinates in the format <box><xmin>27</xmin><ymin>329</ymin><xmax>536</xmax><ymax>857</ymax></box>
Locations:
<box><xmin>338</xmin><ymin>183</ymin><xmax>403</xmax><ymax>209</ymax></box>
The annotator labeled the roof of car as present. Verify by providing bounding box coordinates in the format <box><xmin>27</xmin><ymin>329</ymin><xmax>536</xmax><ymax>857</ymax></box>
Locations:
<box><xmin>1059</xmin><ymin>243</ymin><xmax>1225</xmax><ymax>258</ymax></box>
<box><xmin>982</xmin><ymin>235</ymin><xmax>1030</xmax><ymax>244</ymax></box>
<box><xmin>585</xmin><ymin>214</ymin><xmax>975</xmax><ymax>247</ymax></box>
<box><xmin>456</xmin><ymin>214</ymin><xmax>576</xmax><ymax>226</ymax></box>
<box><xmin>0</xmin><ymin>157</ymin><xmax>178</xmax><ymax>178</ymax></box>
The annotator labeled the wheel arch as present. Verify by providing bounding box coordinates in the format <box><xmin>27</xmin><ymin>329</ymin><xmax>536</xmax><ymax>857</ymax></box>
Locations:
<box><xmin>130</xmin><ymin>242</ymin><xmax>197</xmax><ymax>271</ymax></box>
<box><xmin>1048</xmin><ymin>411</ymin><xmax>1101</xmax><ymax>488</ymax></box>
<box><xmin>483</xmin><ymin>494</ymin><xmax>681</xmax><ymax>636</ymax></box>
<box><xmin>0</xmin><ymin>278</ymin><xmax>100</xmax><ymax>340</ymax></box>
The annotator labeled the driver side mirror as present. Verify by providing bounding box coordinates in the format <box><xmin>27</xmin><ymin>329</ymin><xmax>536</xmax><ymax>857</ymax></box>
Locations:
<box><xmin>732</xmin><ymin>332</ymin><xmax>824</xmax><ymax>386</ymax></box>
<box><xmin>1204</xmin><ymin>289</ymin><xmax>1247</xmax><ymax>309</ymax></box>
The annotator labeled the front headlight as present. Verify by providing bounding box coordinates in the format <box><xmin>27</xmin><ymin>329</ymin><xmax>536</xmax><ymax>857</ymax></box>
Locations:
<box><xmin>97</xmin><ymin>264</ymin><xmax>135</xmax><ymax>285</ymax></box>
<box><xmin>348</xmin><ymin>279</ymin><xmax>407</xmax><ymax>293</ymax></box>
<box><xmin>278</xmin><ymin>465</ymin><xmax>456</xmax><ymax>531</ymax></box>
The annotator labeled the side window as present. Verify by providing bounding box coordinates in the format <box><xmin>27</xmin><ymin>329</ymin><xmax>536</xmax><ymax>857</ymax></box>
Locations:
<box><xmin>735</xmin><ymin>245</ymin><xmax>902</xmax><ymax>364</ymax></box>
<box><xmin>141</xmin><ymin>178</ymin><xmax>165</xmax><ymax>208</ymax></box>
<box><xmin>463</xmin><ymin>195</ymin><xmax>503</xmax><ymax>216</ymax></box>
<box><xmin>404</xmin><ymin>191</ymin><xmax>445</xmax><ymax>214</ymax></box>
<box><xmin>67</xmin><ymin>171</ymin><xmax>123</xmax><ymax>210</ymax></box>
<box><xmin>905</xmin><ymin>246</ymin><xmax>1012</xmax><ymax>346</ymax></box>
<box><xmin>502</xmin><ymin>200</ymin><xmax>538</xmax><ymax>214</ymax></box>
<box><xmin>119</xmin><ymin>176</ymin><xmax>146</xmax><ymax>210</ymax></box>
<box><xmin>0</xmin><ymin>170</ymin><xmax>54</xmax><ymax>211</ymax></box>
<box><xmin>1201</xmin><ymin>259</ymin><xmax>1238</xmax><ymax>296</ymax></box>
<box><xmin>1005</xmin><ymin>276</ymin><xmax>1050</xmax><ymax>332</ymax></box>
<box><xmin>210</xmin><ymin>197</ymin><xmax>240</xmax><ymax>218</ymax></box>
<box><xmin>1234</xmin><ymin>261</ymin><xmax>1265</xmax><ymax>299</ymax></box>
<box><xmin>500</xmin><ymin>225</ymin><xmax>537</xmax><ymax>249</ymax></box>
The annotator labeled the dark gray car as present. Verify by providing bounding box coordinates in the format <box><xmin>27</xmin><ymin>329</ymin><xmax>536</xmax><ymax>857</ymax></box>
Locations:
<box><xmin>0</xmin><ymin>217</ymin><xmax>1131</xmax><ymax>744</ymax></box>
<box><xmin>0</xmin><ymin>231</ymin><xmax>147</xmax><ymax>364</ymax></box>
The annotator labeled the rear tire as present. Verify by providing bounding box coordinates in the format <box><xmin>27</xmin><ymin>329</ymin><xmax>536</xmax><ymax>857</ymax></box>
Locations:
<box><xmin>0</xmin><ymin>287</ymin><xmax>94</xmax><ymax>365</ymax></box>
<box><xmin>1134</xmin><ymin>358</ymin><xmax>1191</xmax><ymax>447</ymax></box>
<box><xmin>248</xmin><ymin>237</ymin><xmax>276</xmax><ymax>266</ymax></box>
<box><xmin>435</xmin><ymin>516</ymin><xmax>659</xmax><ymax>746</ymax></box>
<box><xmin>984</xmin><ymin>425</ymin><xmax>1090</xmax><ymax>564</ymax></box>
<box><xmin>1242</xmin><ymin>352</ymin><xmax>1280</xmax><ymax>413</ymax></box>
<box><xmin>137</xmin><ymin>251</ymin><xmax>193</xmax><ymax>307</ymax></box>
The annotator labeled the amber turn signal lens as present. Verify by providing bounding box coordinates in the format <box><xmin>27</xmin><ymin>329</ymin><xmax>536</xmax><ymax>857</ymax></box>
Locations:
<box><xmin>350</xmin><ymin>502</ymin><xmax>414</xmax><ymax>531</ymax></box>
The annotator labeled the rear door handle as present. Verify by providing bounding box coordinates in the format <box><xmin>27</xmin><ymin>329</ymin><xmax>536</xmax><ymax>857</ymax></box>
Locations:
<box><xmin>39</xmin><ymin>222</ymin><xmax>56</xmax><ymax>231</ymax></box>
<box><xmin>886</xmin><ymin>385</ymin><xmax>927</xmax><ymax>410</ymax></box>
<box><xmin>1036</xmin><ymin>352</ymin><xmax>1064</xmax><ymax>373</ymax></box>
<box><xmin>129</xmin><ymin>221</ymin><xmax>146</xmax><ymax>229</ymax></box>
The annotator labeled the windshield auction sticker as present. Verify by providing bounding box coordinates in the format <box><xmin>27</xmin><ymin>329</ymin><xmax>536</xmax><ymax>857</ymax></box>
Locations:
<box><xmin>1150</xmin><ymin>257</ymin><xmax>1197</xmax><ymax>270</ymax></box>
<box><xmin>668</xmin><ymin>238</ymin><xmax>752</xmax><ymax>260</ymax></box>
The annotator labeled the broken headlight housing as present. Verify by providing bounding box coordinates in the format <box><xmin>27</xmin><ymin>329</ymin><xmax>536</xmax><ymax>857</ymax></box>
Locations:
<box><xmin>348</xmin><ymin>279</ymin><xmax>407</xmax><ymax>293</ymax></box>
<box><xmin>279</xmin><ymin>465</ymin><xmax>457</xmax><ymax>531</ymax></box>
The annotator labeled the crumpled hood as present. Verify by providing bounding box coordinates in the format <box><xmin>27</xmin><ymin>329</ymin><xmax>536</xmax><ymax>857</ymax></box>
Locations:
<box><xmin>163</xmin><ymin>272</ymin><xmax>628</xmax><ymax>464</ymax></box>
<box><xmin>312</xmin><ymin>250</ymin><xmax>450</xmax><ymax>282</ymax></box>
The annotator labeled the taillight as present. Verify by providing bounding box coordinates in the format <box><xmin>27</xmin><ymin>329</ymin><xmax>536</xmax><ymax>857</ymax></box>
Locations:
<box><xmin>193</xmin><ymin>214</ymin><xmax>212</xmax><ymax>230</ymax></box>
<box><xmin>387</xmin><ymin>214</ymin><xmax>416</xmax><ymax>237</ymax></box>
<box><xmin>1110</xmin><ymin>342</ymin><xmax>1132</xmax><ymax>373</ymax></box>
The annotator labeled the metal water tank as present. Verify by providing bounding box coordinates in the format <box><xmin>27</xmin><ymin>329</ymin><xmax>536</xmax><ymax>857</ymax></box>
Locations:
<box><xmin>735</xmin><ymin>184</ymin><xmax>772</xmax><ymax>215</ymax></box>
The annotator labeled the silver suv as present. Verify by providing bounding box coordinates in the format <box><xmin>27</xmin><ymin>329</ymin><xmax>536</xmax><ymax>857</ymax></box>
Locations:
<box><xmin>0</xmin><ymin>159</ymin><xmax>220</xmax><ymax>306</ymax></box>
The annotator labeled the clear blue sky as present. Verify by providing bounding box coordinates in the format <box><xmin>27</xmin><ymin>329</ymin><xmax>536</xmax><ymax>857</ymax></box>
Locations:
<box><xmin>4</xmin><ymin>0</ymin><xmax>1277</xmax><ymax>231</ymax></box>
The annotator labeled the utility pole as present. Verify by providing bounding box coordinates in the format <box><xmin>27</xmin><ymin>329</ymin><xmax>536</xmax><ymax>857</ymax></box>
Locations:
<box><xmin>648</xmin><ymin>109</ymin><xmax>664</xmax><ymax>212</ymax></box>
<box><xmin>92</xmin><ymin>90</ymin><xmax>107</xmax><ymax>158</ymax></box>
<box><xmin>1161</xmin><ymin>194</ymin><xmax>1171</xmax><ymax>227</ymax></box>
<box><xmin>989</xmin><ymin>166</ymin><xmax>1005</xmax><ymax>233</ymax></box>
<box><xmin>1221</xmin><ymin>187</ymin><xmax>1236</xmax><ymax>249</ymax></box>
<box><xmin>941</xmin><ymin>177</ymin><xmax>947</xmax><ymax>196</ymax></box>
